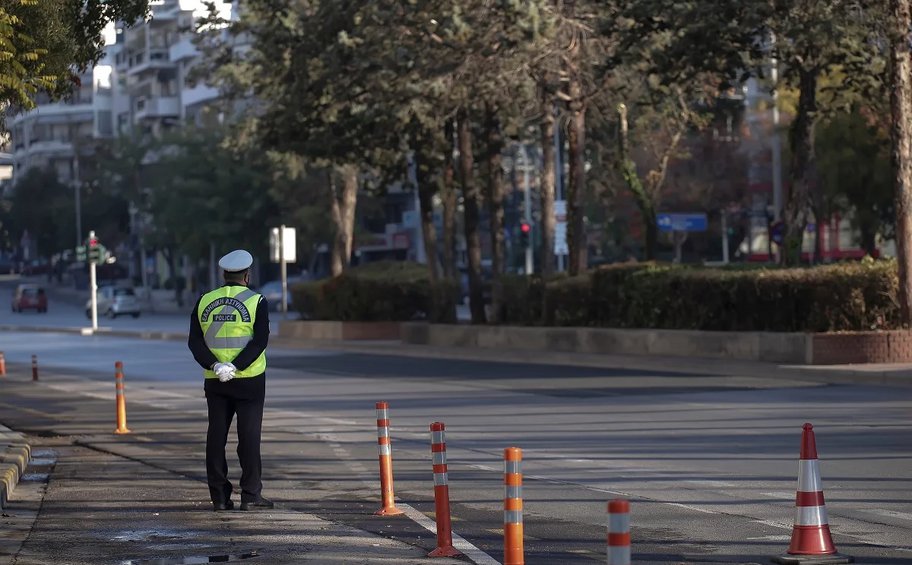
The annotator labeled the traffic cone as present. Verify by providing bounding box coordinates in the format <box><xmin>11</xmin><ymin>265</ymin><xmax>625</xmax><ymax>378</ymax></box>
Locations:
<box><xmin>772</xmin><ymin>423</ymin><xmax>852</xmax><ymax>565</ymax></box>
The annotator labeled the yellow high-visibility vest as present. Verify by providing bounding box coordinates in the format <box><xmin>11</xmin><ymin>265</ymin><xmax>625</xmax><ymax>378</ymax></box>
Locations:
<box><xmin>197</xmin><ymin>286</ymin><xmax>266</xmax><ymax>378</ymax></box>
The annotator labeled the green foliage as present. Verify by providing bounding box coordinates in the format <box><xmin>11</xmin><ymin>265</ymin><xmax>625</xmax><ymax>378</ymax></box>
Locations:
<box><xmin>500</xmin><ymin>273</ymin><xmax>564</xmax><ymax>326</ymax></box>
<box><xmin>543</xmin><ymin>273</ymin><xmax>594</xmax><ymax>327</ymax></box>
<box><xmin>144</xmin><ymin>128</ymin><xmax>280</xmax><ymax>261</ymax></box>
<box><xmin>0</xmin><ymin>0</ymin><xmax>148</xmax><ymax>127</ymax></box>
<box><xmin>292</xmin><ymin>261</ymin><xmax>458</xmax><ymax>323</ymax></box>
<box><xmin>816</xmin><ymin>109</ymin><xmax>893</xmax><ymax>253</ymax></box>
<box><xmin>0</xmin><ymin>167</ymin><xmax>72</xmax><ymax>255</ymax></box>
<box><xmin>542</xmin><ymin>261</ymin><xmax>900</xmax><ymax>332</ymax></box>
<box><xmin>590</xmin><ymin>261</ymin><xmax>662</xmax><ymax>327</ymax></box>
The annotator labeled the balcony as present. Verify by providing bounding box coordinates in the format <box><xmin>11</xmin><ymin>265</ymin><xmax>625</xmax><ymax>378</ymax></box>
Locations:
<box><xmin>127</xmin><ymin>49</ymin><xmax>175</xmax><ymax>76</ymax></box>
<box><xmin>19</xmin><ymin>139</ymin><xmax>74</xmax><ymax>160</ymax></box>
<box><xmin>134</xmin><ymin>96</ymin><xmax>180</xmax><ymax>120</ymax></box>
<box><xmin>169</xmin><ymin>37</ymin><xmax>197</xmax><ymax>63</ymax></box>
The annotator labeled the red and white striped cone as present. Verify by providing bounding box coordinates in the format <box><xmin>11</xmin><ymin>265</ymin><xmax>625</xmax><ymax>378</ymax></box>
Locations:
<box><xmin>374</xmin><ymin>401</ymin><xmax>404</xmax><ymax>516</ymax></box>
<box><xmin>772</xmin><ymin>423</ymin><xmax>853</xmax><ymax>565</ymax></box>
<box><xmin>607</xmin><ymin>499</ymin><xmax>630</xmax><ymax>565</ymax></box>
<box><xmin>428</xmin><ymin>422</ymin><xmax>460</xmax><ymax>558</ymax></box>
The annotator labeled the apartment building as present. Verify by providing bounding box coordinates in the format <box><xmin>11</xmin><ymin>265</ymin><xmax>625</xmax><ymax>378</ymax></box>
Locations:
<box><xmin>7</xmin><ymin>63</ymin><xmax>115</xmax><ymax>185</ymax></box>
<box><xmin>9</xmin><ymin>0</ymin><xmax>232</xmax><ymax>176</ymax></box>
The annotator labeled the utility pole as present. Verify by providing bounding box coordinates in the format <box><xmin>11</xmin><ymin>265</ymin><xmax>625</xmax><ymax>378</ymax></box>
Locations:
<box><xmin>520</xmin><ymin>144</ymin><xmax>533</xmax><ymax>275</ymax></box>
<box><xmin>553</xmin><ymin>106</ymin><xmax>565</xmax><ymax>272</ymax></box>
<box><xmin>770</xmin><ymin>34</ymin><xmax>784</xmax><ymax>222</ymax></box>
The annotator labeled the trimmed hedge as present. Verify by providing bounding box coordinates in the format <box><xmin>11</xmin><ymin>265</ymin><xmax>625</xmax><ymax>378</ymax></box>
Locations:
<box><xmin>292</xmin><ymin>258</ymin><xmax>901</xmax><ymax>332</ymax></box>
<box><xmin>526</xmin><ymin>259</ymin><xmax>901</xmax><ymax>332</ymax></box>
<box><xmin>292</xmin><ymin>261</ymin><xmax>458</xmax><ymax>323</ymax></box>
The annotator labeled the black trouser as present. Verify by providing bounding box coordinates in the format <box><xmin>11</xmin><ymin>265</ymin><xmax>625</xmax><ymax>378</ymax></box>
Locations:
<box><xmin>204</xmin><ymin>375</ymin><xmax>265</xmax><ymax>504</ymax></box>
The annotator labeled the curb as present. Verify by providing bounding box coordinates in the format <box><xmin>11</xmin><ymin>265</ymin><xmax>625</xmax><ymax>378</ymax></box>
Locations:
<box><xmin>270</xmin><ymin>338</ymin><xmax>912</xmax><ymax>389</ymax></box>
<box><xmin>0</xmin><ymin>427</ymin><xmax>30</xmax><ymax>511</ymax></box>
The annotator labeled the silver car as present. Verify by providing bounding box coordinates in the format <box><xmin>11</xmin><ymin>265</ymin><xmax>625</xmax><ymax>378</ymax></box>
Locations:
<box><xmin>86</xmin><ymin>286</ymin><xmax>141</xmax><ymax>319</ymax></box>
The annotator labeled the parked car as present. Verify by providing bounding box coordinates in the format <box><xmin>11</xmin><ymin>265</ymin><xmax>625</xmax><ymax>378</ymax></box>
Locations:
<box><xmin>11</xmin><ymin>284</ymin><xmax>48</xmax><ymax>313</ymax></box>
<box><xmin>86</xmin><ymin>286</ymin><xmax>141</xmax><ymax>319</ymax></box>
<box><xmin>258</xmin><ymin>275</ymin><xmax>309</xmax><ymax>312</ymax></box>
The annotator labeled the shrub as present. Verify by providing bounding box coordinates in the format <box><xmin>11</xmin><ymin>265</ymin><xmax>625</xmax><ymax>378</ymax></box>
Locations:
<box><xmin>543</xmin><ymin>273</ymin><xmax>594</xmax><ymax>326</ymax></box>
<box><xmin>598</xmin><ymin>259</ymin><xmax>899</xmax><ymax>332</ymax></box>
<box><xmin>291</xmin><ymin>261</ymin><xmax>458</xmax><ymax>323</ymax></box>
<box><xmin>501</xmin><ymin>273</ymin><xmax>566</xmax><ymax>325</ymax></box>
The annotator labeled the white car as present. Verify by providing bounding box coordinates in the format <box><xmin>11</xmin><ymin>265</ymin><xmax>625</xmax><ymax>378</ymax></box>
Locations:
<box><xmin>86</xmin><ymin>286</ymin><xmax>141</xmax><ymax>319</ymax></box>
<box><xmin>258</xmin><ymin>275</ymin><xmax>309</xmax><ymax>312</ymax></box>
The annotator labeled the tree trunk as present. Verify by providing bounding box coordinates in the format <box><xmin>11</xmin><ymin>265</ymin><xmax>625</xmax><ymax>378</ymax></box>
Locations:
<box><xmin>484</xmin><ymin>104</ymin><xmax>505</xmax><ymax>323</ymax></box>
<box><xmin>442</xmin><ymin>119</ymin><xmax>458</xmax><ymax>280</ymax></box>
<box><xmin>566</xmin><ymin>44</ymin><xmax>588</xmax><ymax>275</ymax></box>
<box><xmin>539</xmin><ymin>88</ymin><xmax>557</xmax><ymax>276</ymax></box>
<box><xmin>891</xmin><ymin>0</ymin><xmax>912</xmax><ymax>325</ymax></box>
<box><xmin>330</xmin><ymin>166</ymin><xmax>357</xmax><ymax>276</ymax></box>
<box><xmin>458</xmin><ymin>109</ymin><xmax>486</xmax><ymax>324</ymax></box>
<box><xmin>415</xmin><ymin>150</ymin><xmax>440</xmax><ymax>283</ymax></box>
<box><xmin>782</xmin><ymin>67</ymin><xmax>819</xmax><ymax>266</ymax></box>
<box><xmin>617</xmin><ymin>103</ymin><xmax>658</xmax><ymax>260</ymax></box>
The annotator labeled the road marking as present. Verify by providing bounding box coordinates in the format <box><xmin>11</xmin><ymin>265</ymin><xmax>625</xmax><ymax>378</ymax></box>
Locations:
<box><xmin>761</xmin><ymin>492</ymin><xmax>795</xmax><ymax>500</ymax></box>
<box><xmin>398</xmin><ymin>502</ymin><xmax>500</xmax><ymax>565</ymax></box>
<box><xmin>866</xmin><ymin>509</ymin><xmax>912</xmax><ymax>522</ymax></box>
<box><xmin>746</xmin><ymin>535</ymin><xmax>791</xmax><ymax>541</ymax></box>
<box><xmin>684</xmin><ymin>480</ymin><xmax>736</xmax><ymax>488</ymax></box>
<box><xmin>313</xmin><ymin>430</ymin><xmax>498</xmax><ymax>565</ymax></box>
<box><xmin>753</xmin><ymin>518</ymin><xmax>792</xmax><ymax>530</ymax></box>
<box><xmin>665</xmin><ymin>502</ymin><xmax>718</xmax><ymax>515</ymax></box>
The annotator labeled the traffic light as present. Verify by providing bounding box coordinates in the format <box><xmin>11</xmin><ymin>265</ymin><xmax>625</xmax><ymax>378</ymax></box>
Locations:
<box><xmin>519</xmin><ymin>222</ymin><xmax>531</xmax><ymax>248</ymax></box>
<box><xmin>87</xmin><ymin>232</ymin><xmax>101</xmax><ymax>264</ymax></box>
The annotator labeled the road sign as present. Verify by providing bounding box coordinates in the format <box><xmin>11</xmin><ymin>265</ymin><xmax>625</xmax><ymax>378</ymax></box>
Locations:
<box><xmin>554</xmin><ymin>200</ymin><xmax>568</xmax><ymax>255</ymax></box>
<box><xmin>657</xmin><ymin>213</ymin><xmax>708</xmax><ymax>233</ymax></box>
<box><xmin>270</xmin><ymin>226</ymin><xmax>296</xmax><ymax>263</ymax></box>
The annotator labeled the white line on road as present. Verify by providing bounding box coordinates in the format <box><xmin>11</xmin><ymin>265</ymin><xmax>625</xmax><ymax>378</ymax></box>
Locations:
<box><xmin>313</xmin><ymin>430</ymin><xmax>499</xmax><ymax>565</ymax></box>
<box><xmin>397</xmin><ymin>502</ymin><xmax>500</xmax><ymax>565</ymax></box>
<box><xmin>866</xmin><ymin>509</ymin><xmax>912</xmax><ymax>522</ymax></box>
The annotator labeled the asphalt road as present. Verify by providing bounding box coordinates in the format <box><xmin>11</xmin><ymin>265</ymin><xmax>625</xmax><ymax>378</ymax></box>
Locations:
<box><xmin>0</xmin><ymin>276</ymin><xmax>910</xmax><ymax>564</ymax></box>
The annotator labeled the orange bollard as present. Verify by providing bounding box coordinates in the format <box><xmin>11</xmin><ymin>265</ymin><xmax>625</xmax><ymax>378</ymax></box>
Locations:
<box><xmin>428</xmin><ymin>422</ymin><xmax>461</xmax><ymax>558</ymax></box>
<box><xmin>607</xmin><ymin>499</ymin><xmax>631</xmax><ymax>565</ymax></box>
<box><xmin>114</xmin><ymin>361</ymin><xmax>131</xmax><ymax>434</ymax></box>
<box><xmin>504</xmin><ymin>447</ymin><xmax>524</xmax><ymax>565</ymax></box>
<box><xmin>0</xmin><ymin>351</ymin><xmax>6</xmax><ymax>376</ymax></box>
<box><xmin>31</xmin><ymin>354</ymin><xmax>38</xmax><ymax>381</ymax></box>
<box><xmin>374</xmin><ymin>402</ymin><xmax>403</xmax><ymax>516</ymax></box>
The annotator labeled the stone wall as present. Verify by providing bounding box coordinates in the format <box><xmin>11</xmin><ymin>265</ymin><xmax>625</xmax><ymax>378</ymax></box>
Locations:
<box><xmin>402</xmin><ymin>324</ymin><xmax>912</xmax><ymax>365</ymax></box>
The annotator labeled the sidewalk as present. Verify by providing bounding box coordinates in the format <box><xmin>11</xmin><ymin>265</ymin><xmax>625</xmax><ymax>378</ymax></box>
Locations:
<box><xmin>0</xmin><ymin>376</ymin><xmax>468</xmax><ymax>565</ymax></box>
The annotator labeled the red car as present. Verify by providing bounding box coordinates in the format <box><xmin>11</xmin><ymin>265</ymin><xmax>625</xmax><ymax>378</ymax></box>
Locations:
<box><xmin>11</xmin><ymin>284</ymin><xmax>48</xmax><ymax>313</ymax></box>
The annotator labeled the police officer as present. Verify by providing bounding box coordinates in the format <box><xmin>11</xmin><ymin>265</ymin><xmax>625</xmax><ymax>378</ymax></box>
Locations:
<box><xmin>188</xmin><ymin>249</ymin><xmax>274</xmax><ymax>511</ymax></box>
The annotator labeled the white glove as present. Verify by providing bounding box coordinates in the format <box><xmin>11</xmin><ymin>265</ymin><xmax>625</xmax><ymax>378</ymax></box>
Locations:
<box><xmin>213</xmin><ymin>362</ymin><xmax>237</xmax><ymax>382</ymax></box>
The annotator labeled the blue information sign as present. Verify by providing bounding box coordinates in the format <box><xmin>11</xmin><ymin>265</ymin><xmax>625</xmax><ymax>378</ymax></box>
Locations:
<box><xmin>657</xmin><ymin>213</ymin><xmax>708</xmax><ymax>233</ymax></box>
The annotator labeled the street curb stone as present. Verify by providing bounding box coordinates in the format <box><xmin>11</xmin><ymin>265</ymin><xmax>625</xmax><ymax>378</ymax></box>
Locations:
<box><xmin>0</xmin><ymin>426</ymin><xmax>30</xmax><ymax>511</ymax></box>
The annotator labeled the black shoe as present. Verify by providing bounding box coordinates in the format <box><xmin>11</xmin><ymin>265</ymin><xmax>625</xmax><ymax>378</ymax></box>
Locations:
<box><xmin>239</xmin><ymin>497</ymin><xmax>274</xmax><ymax>511</ymax></box>
<box><xmin>213</xmin><ymin>500</ymin><xmax>234</xmax><ymax>511</ymax></box>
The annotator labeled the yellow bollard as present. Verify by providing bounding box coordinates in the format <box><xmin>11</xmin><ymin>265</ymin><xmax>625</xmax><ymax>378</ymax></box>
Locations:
<box><xmin>114</xmin><ymin>361</ymin><xmax>131</xmax><ymax>434</ymax></box>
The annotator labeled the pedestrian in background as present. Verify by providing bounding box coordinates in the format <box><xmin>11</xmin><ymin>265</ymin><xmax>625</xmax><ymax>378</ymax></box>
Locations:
<box><xmin>188</xmin><ymin>249</ymin><xmax>274</xmax><ymax>511</ymax></box>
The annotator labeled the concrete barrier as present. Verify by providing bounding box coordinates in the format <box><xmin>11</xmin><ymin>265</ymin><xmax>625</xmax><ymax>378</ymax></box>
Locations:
<box><xmin>401</xmin><ymin>323</ymin><xmax>912</xmax><ymax>365</ymax></box>
<box><xmin>279</xmin><ymin>320</ymin><xmax>401</xmax><ymax>341</ymax></box>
